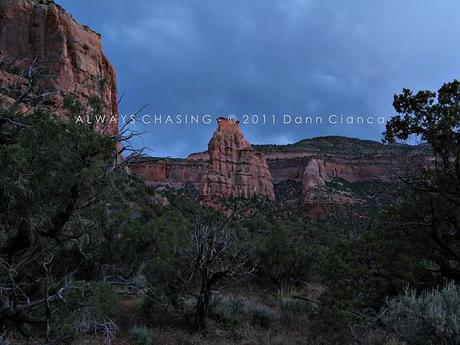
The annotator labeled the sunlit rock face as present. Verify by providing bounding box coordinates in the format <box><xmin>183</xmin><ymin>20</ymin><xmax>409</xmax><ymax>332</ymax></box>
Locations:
<box><xmin>201</xmin><ymin>118</ymin><xmax>275</xmax><ymax>201</ymax></box>
<box><xmin>0</xmin><ymin>0</ymin><xmax>118</xmax><ymax>135</ymax></box>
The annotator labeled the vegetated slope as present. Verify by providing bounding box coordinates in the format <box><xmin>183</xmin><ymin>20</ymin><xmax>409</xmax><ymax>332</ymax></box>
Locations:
<box><xmin>254</xmin><ymin>135</ymin><xmax>431</xmax><ymax>157</ymax></box>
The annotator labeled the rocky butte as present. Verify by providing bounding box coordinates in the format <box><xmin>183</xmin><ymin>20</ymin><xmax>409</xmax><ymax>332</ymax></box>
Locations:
<box><xmin>129</xmin><ymin>118</ymin><xmax>276</xmax><ymax>204</ymax></box>
<box><xmin>201</xmin><ymin>117</ymin><xmax>275</xmax><ymax>202</ymax></box>
<box><xmin>0</xmin><ymin>0</ymin><xmax>118</xmax><ymax>135</ymax></box>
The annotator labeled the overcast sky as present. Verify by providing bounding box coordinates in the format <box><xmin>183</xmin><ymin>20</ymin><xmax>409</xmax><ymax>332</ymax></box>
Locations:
<box><xmin>58</xmin><ymin>0</ymin><xmax>460</xmax><ymax>157</ymax></box>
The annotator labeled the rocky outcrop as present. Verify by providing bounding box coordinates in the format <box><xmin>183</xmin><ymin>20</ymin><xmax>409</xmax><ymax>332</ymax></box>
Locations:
<box><xmin>129</xmin><ymin>159</ymin><xmax>210</xmax><ymax>190</ymax></box>
<box><xmin>131</xmin><ymin>130</ymin><xmax>431</xmax><ymax>208</ymax></box>
<box><xmin>300</xmin><ymin>158</ymin><xmax>359</xmax><ymax>211</ymax></box>
<box><xmin>0</xmin><ymin>0</ymin><xmax>118</xmax><ymax>135</ymax></box>
<box><xmin>300</xmin><ymin>159</ymin><xmax>327</xmax><ymax>209</ymax></box>
<box><xmin>264</xmin><ymin>155</ymin><xmax>399</xmax><ymax>185</ymax></box>
<box><xmin>130</xmin><ymin>118</ymin><xmax>276</xmax><ymax>204</ymax></box>
<box><xmin>302</xmin><ymin>159</ymin><xmax>326</xmax><ymax>190</ymax></box>
<box><xmin>201</xmin><ymin>118</ymin><xmax>275</xmax><ymax>201</ymax></box>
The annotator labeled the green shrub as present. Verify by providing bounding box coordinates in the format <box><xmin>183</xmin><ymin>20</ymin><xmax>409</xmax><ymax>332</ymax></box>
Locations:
<box><xmin>210</xmin><ymin>295</ymin><xmax>278</xmax><ymax>329</ymax></box>
<box><xmin>63</xmin><ymin>94</ymin><xmax>86</xmax><ymax>117</ymax></box>
<box><xmin>92</xmin><ymin>282</ymin><xmax>119</xmax><ymax>320</ymax></box>
<box><xmin>382</xmin><ymin>282</ymin><xmax>460</xmax><ymax>345</ymax></box>
<box><xmin>52</xmin><ymin>281</ymin><xmax>118</xmax><ymax>341</ymax></box>
<box><xmin>129</xmin><ymin>326</ymin><xmax>154</xmax><ymax>345</ymax></box>
<box><xmin>281</xmin><ymin>297</ymin><xmax>307</xmax><ymax>324</ymax></box>
<box><xmin>211</xmin><ymin>295</ymin><xmax>243</xmax><ymax>320</ymax></box>
<box><xmin>244</xmin><ymin>301</ymin><xmax>278</xmax><ymax>328</ymax></box>
<box><xmin>210</xmin><ymin>295</ymin><xmax>245</xmax><ymax>328</ymax></box>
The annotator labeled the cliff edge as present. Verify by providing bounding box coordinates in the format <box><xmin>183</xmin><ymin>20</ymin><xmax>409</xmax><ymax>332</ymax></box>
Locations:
<box><xmin>0</xmin><ymin>0</ymin><xmax>118</xmax><ymax>135</ymax></box>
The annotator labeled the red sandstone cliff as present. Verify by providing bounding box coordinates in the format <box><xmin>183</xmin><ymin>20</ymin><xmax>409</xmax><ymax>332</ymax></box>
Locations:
<box><xmin>129</xmin><ymin>159</ymin><xmax>210</xmax><ymax>190</ymax></box>
<box><xmin>201</xmin><ymin>118</ymin><xmax>275</xmax><ymax>201</ymax></box>
<box><xmin>130</xmin><ymin>118</ymin><xmax>276</xmax><ymax>203</ymax></box>
<box><xmin>0</xmin><ymin>0</ymin><xmax>118</xmax><ymax>135</ymax></box>
<box><xmin>131</xmin><ymin>133</ymin><xmax>431</xmax><ymax>208</ymax></box>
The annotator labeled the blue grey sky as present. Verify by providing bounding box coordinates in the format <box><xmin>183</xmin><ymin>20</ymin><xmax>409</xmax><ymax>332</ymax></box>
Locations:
<box><xmin>58</xmin><ymin>0</ymin><xmax>460</xmax><ymax>157</ymax></box>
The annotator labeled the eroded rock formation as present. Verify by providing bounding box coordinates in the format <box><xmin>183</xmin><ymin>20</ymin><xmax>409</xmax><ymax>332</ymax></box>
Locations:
<box><xmin>0</xmin><ymin>0</ymin><xmax>118</xmax><ymax>135</ymax></box>
<box><xmin>129</xmin><ymin>159</ymin><xmax>210</xmax><ymax>190</ymax></box>
<box><xmin>131</xmin><ymin>133</ymin><xmax>431</xmax><ymax>208</ymax></box>
<box><xmin>201</xmin><ymin>118</ymin><xmax>275</xmax><ymax>201</ymax></box>
<box><xmin>264</xmin><ymin>155</ymin><xmax>399</xmax><ymax>185</ymax></box>
<box><xmin>130</xmin><ymin>118</ymin><xmax>276</xmax><ymax>204</ymax></box>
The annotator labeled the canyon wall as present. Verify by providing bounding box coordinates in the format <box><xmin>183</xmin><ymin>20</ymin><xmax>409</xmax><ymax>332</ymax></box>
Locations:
<box><xmin>131</xmin><ymin>129</ymin><xmax>429</xmax><ymax>207</ymax></box>
<box><xmin>265</xmin><ymin>154</ymin><xmax>399</xmax><ymax>185</ymax></box>
<box><xmin>129</xmin><ymin>159</ymin><xmax>210</xmax><ymax>190</ymax></box>
<box><xmin>0</xmin><ymin>0</ymin><xmax>118</xmax><ymax>135</ymax></box>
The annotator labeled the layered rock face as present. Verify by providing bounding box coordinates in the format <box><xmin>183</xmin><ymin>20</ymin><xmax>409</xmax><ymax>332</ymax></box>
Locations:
<box><xmin>0</xmin><ymin>0</ymin><xmax>118</xmax><ymax>135</ymax></box>
<box><xmin>302</xmin><ymin>159</ymin><xmax>326</xmax><ymax>190</ymax></box>
<box><xmin>298</xmin><ymin>158</ymin><xmax>360</xmax><ymax>208</ymax></box>
<box><xmin>130</xmin><ymin>118</ymin><xmax>275</xmax><ymax>203</ymax></box>
<box><xmin>201</xmin><ymin>118</ymin><xmax>275</xmax><ymax>201</ymax></box>
<box><xmin>265</xmin><ymin>154</ymin><xmax>399</xmax><ymax>185</ymax></box>
<box><xmin>131</xmin><ymin>133</ymin><xmax>430</xmax><ymax>208</ymax></box>
<box><xmin>263</xmin><ymin>146</ymin><xmax>418</xmax><ymax>208</ymax></box>
<box><xmin>129</xmin><ymin>159</ymin><xmax>210</xmax><ymax>190</ymax></box>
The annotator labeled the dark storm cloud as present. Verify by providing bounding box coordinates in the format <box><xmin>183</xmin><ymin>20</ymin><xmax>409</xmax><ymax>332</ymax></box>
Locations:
<box><xmin>58</xmin><ymin>0</ymin><xmax>460</xmax><ymax>157</ymax></box>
